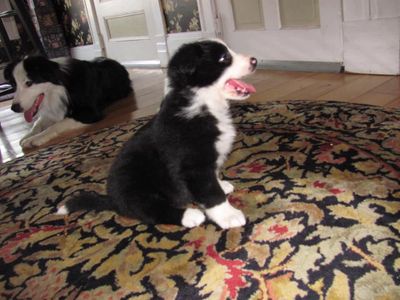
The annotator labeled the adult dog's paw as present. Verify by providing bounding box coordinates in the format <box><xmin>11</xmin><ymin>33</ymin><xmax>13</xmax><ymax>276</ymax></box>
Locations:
<box><xmin>182</xmin><ymin>208</ymin><xmax>206</xmax><ymax>228</ymax></box>
<box><xmin>206</xmin><ymin>201</ymin><xmax>246</xmax><ymax>229</ymax></box>
<box><xmin>20</xmin><ymin>136</ymin><xmax>36</xmax><ymax>149</ymax></box>
<box><xmin>20</xmin><ymin>135</ymin><xmax>47</xmax><ymax>149</ymax></box>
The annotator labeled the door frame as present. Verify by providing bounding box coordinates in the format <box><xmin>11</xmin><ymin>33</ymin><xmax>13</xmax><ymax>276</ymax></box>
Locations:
<box><xmin>69</xmin><ymin>0</ymin><xmax>103</xmax><ymax>61</ymax></box>
<box><xmin>164</xmin><ymin>0</ymin><xmax>218</xmax><ymax>55</ymax></box>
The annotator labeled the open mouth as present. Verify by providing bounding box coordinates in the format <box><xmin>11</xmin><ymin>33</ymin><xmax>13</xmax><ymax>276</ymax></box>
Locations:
<box><xmin>225</xmin><ymin>79</ymin><xmax>256</xmax><ymax>99</ymax></box>
<box><xmin>24</xmin><ymin>93</ymin><xmax>44</xmax><ymax>123</ymax></box>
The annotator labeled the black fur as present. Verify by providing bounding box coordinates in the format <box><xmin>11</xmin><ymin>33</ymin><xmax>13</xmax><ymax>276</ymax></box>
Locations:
<box><xmin>168</xmin><ymin>40</ymin><xmax>233</xmax><ymax>89</ymax></box>
<box><xmin>64</xmin><ymin>41</ymin><xmax>237</xmax><ymax>225</ymax></box>
<box><xmin>5</xmin><ymin>56</ymin><xmax>132</xmax><ymax>123</ymax></box>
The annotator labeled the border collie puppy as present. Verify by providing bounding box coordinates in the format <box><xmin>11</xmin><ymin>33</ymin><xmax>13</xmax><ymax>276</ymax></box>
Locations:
<box><xmin>4</xmin><ymin>56</ymin><xmax>132</xmax><ymax>149</ymax></box>
<box><xmin>58</xmin><ymin>40</ymin><xmax>257</xmax><ymax>229</ymax></box>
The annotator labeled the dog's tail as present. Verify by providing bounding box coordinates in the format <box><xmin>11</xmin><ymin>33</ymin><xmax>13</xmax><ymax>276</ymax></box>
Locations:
<box><xmin>56</xmin><ymin>192</ymin><xmax>117</xmax><ymax>216</ymax></box>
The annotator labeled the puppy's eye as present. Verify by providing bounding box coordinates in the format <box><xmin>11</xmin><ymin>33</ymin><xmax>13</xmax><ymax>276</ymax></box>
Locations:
<box><xmin>218</xmin><ymin>53</ymin><xmax>231</xmax><ymax>63</ymax></box>
<box><xmin>26</xmin><ymin>80</ymin><xmax>33</xmax><ymax>87</ymax></box>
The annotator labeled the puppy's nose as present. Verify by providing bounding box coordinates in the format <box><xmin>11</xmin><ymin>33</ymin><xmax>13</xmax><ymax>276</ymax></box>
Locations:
<box><xmin>250</xmin><ymin>57</ymin><xmax>257</xmax><ymax>70</ymax></box>
<box><xmin>11</xmin><ymin>103</ymin><xmax>23</xmax><ymax>113</ymax></box>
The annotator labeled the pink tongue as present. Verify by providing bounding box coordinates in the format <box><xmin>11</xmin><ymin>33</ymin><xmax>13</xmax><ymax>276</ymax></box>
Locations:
<box><xmin>226</xmin><ymin>79</ymin><xmax>256</xmax><ymax>94</ymax></box>
<box><xmin>24</xmin><ymin>94</ymin><xmax>44</xmax><ymax>123</ymax></box>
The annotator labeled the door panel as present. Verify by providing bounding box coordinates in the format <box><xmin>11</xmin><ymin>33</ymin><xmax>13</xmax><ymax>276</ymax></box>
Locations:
<box><xmin>279</xmin><ymin>0</ymin><xmax>320</xmax><ymax>28</ymax></box>
<box><xmin>105</xmin><ymin>12</ymin><xmax>149</xmax><ymax>40</ymax></box>
<box><xmin>231</xmin><ymin>0</ymin><xmax>265</xmax><ymax>30</ymax></box>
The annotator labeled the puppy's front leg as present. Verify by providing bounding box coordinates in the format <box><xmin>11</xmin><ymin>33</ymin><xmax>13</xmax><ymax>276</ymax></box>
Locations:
<box><xmin>188</xmin><ymin>170</ymin><xmax>246</xmax><ymax>229</ymax></box>
<box><xmin>206</xmin><ymin>200</ymin><xmax>246</xmax><ymax>229</ymax></box>
<box><xmin>21</xmin><ymin>118</ymin><xmax>86</xmax><ymax>149</ymax></box>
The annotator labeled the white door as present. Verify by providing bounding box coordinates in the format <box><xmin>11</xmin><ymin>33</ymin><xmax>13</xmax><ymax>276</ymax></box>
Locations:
<box><xmin>93</xmin><ymin>0</ymin><xmax>168</xmax><ymax>67</ymax></box>
<box><xmin>215</xmin><ymin>0</ymin><xmax>343</xmax><ymax>64</ymax></box>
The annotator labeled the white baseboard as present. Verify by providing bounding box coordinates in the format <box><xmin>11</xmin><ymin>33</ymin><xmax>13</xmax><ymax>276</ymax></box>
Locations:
<box><xmin>122</xmin><ymin>60</ymin><xmax>161</xmax><ymax>68</ymax></box>
<box><xmin>70</xmin><ymin>44</ymin><xmax>103</xmax><ymax>61</ymax></box>
<box><xmin>258</xmin><ymin>60</ymin><xmax>343</xmax><ymax>73</ymax></box>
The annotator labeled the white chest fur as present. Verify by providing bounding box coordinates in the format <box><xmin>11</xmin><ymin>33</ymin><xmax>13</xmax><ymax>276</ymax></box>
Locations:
<box><xmin>213</xmin><ymin>106</ymin><xmax>235</xmax><ymax>168</ymax></box>
<box><xmin>181</xmin><ymin>87</ymin><xmax>236</xmax><ymax>169</ymax></box>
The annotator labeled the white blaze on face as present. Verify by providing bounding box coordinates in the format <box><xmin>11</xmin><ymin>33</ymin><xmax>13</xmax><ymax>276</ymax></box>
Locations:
<box><xmin>219</xmin><ymin>48</ymin><xmax>256</xmax><ymax>100</ymax></box>
<box><xmin>200</xmin><ymin>38</ymin><xmax>255</xmax><ymax>94</ymax></box>
<box><xmin>227</xmin><ymin>50</ymin><xmax>254</xmax><ymax>80</ymax></box>
<box><xmin>12</xmin><ymin>60</ymin><xmax>68</xmax><ymax>123</ymax></box>
<box><xmin>12</xmin><ymin>62</ymin><xmax>48</xmax><ymax>113</ymax></box>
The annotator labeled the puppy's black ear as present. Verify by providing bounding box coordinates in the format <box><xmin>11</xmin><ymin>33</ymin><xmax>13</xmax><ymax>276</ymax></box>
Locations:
<box><xmin>167</xmin><ymin>43</ymin><xmax>203</xmax><ymax>88</ymax></box>
<box><xmin>4</xmin><ymin>61</ymin><xmax>17</xmax><ymax>82</ymax></box>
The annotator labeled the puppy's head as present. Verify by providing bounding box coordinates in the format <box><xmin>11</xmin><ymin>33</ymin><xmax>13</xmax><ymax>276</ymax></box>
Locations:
<box><xmin>167</xmin><ymin>39</ymin><xmax>257</xmax><ymax>100</ymax></box>
<box><xmin>5</xmin><ymin>56</ymin><xmax>62</xmax><ymax>122</ymax></box>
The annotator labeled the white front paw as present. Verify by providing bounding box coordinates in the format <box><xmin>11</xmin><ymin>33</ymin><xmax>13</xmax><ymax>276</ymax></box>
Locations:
<box><xmin>181</xmin><ymin>208</ymin><xmax>206</xmax><ymax>228</ymax></box>
<box><xmin>20</xmin><ymin>135</ymin><xmax>47</xmax><ymax>149</ymax></box>
<box><xmin>218</xmin><ymin>180</ymin><xmax>234</xmax><ymax>194</ymax></box>
<box><xmin>206</xmin><ymin>201</ymin><xmax>246</xmax><ymax>229</ymax></box>
<box><xmin>20</xmin><ymin>136</ymin><xmax>35</xmax><ymax>149</ymax></box>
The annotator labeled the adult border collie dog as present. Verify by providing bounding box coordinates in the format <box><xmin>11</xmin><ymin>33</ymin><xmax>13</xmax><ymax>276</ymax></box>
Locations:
<box><xmin>58</xmin><ymin>40</ymin><xmax>257</xmax><ymax>229</ymax></box>
<box><xmin>4</xmin><ymin>56</ymin><xmax>132</xmax><ymax>149</ymax></box>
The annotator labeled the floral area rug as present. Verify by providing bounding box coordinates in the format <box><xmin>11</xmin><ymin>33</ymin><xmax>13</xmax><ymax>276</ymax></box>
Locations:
<box><xmin>1</xmin><ymin>101</ymin><xmax>399</xmax><ymax>299</ymax></box>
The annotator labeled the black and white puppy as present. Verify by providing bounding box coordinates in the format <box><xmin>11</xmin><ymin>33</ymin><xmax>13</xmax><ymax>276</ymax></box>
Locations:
<box><xmin>58</xmin><ymin>40</ymin><xmax>257</xmax><ymax>229</ymax></box>
<box><xmin>4</xmin><ymin>56</ymin><xmax>132</xmax><ymax>149</ymax></box>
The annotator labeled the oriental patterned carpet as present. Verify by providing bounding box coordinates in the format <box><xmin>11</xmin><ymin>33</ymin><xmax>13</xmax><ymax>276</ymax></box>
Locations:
<box><xmin>1</xmin><ymin>101</ymin><xmax>399</xmax><ymax>299</ymax></box>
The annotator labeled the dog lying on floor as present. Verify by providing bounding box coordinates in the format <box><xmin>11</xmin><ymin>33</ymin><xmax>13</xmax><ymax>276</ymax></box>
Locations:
<box><xmin>4</xmin><ymin>56</ymin><xmax>132</xmax><ymax>149</ymax></box>
<box><xmin>58</xmin><ymin>40</ymin><xmax>257</xmax><ymax>229</ymax></box>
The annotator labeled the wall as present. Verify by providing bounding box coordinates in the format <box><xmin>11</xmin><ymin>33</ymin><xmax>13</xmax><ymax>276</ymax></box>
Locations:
<box><xmin>343</xmin><ymin>0</ymin><xmax>400</xmax><ymax>74</ymax></box>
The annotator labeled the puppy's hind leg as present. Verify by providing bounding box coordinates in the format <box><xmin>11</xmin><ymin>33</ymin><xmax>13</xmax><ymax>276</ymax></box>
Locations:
<box><xmin>182</xmin><ymin>208</ymin><xmax>206</xmax><ymax>228</ymax></box>
<box><xmin>123</xmin><ymin>192</ymin><xmax>205</xmax><ymax>227</ymax></box>
<box><xmin>218</xmin><ymin>178</ymin><xmax>234</xmax><ymax>194</ymax></box>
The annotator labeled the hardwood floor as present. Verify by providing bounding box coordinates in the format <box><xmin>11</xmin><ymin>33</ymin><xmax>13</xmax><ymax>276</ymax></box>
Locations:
<box><xmin>0</xmin><ymin>69</ymin><xmax>399</xmax><ymax>163</ymax></box>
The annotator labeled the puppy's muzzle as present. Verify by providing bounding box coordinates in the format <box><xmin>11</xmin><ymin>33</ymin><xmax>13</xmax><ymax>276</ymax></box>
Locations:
<box><xmin>11</xmin><ymin>103</ymin><xmax>23</xmax><ymax>113</ymax></box>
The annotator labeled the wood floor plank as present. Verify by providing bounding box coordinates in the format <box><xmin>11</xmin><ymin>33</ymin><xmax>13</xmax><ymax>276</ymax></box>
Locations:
<box><xmin>317</xmin><ymin>75</ymin><xmax>393</xmax><ymax>101</ymax></box>
<box><xmin>249</xmin><ymin>72</ymin><xmax>317</xmax><ymax>102</ymax></box>
<box><xmin>250</xmin><ymin>70</ymin><xmax>314</xmax><ymax>94</ymax></box>
<box><xmin>386</xmin><ymin>96</ymin><xmax>400</xmax><ymax>108</ymax></box>
<box><xmin>281</xmin><ymin>73</ymin><xmax>361</xmax><ymax>100</ymax></box>
<box><xmin>373</xmin><ymin>77</ymin><xmax>400</xmax><ymax>95</ymax></box>
<box><xmin>352</xmin><ymin>92</ymin><xmax>400</xmax><ymax>106</ymax></box>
